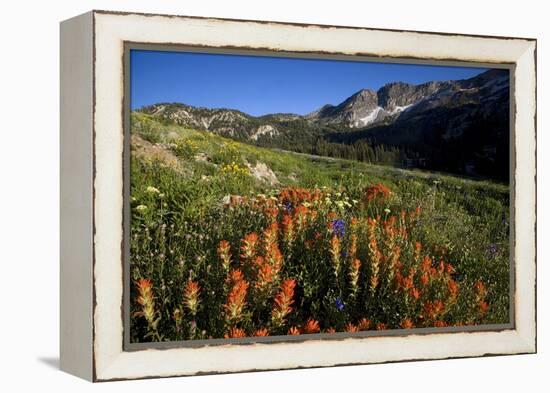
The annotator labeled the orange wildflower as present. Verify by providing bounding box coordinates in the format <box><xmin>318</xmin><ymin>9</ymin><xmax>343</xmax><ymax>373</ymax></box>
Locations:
<box><xmin>447</xmin><ymin>279</ymin><xmax>459</xmax><ymax>300</ymax></box>
<box><xmin>329</xmin><ymin>235</ymin><xmax>341</xmax><ymax>278</ymax></box>
<box><xmin>294</xmin><ymin>205</ymin><xmax>309</xmax><ymax>230</ymax></box>
<box><xmin>271</xmin><ymin>278</ymin><xmax>296</xmax><ymax>327</ymax></box>
<box><xmin>240</xmin><ymin>232</ymin><xmax>259</xmax><ymax>262</ymax></box>
<box><xmin>424</xmin><ymin>300</ymin><xmax>445</xmax><ymax>321</ymax></box>
<box><xmin>302</xmin><ymin>318</ymin><xmax>321</xmax><ymax>334</ymax></box>
<box><xmin>253</xmin><ymin>328</ymin><xmax>269</xmax><ymax>337</ymax></box>
<box><xmin>420</xmin><ymin>272</ymin><xmax>430</xmax><ymax>286</ymax></box>
<box><xmin>358</xmin><ymin>318</ymin><xmax>371</xmax><ymax>331</ymax></box>
<box><xmin>345</xmin><ymin>323</ymin><xmax>359</xmax><ymax>333</ymax></box>
<box><xmin>350</xmin><ymin>217</ymin><xmax>359</xmax><ymax>234</ymax></box>
<box><xmin>420</xmin><ymin>255</ymin><xmax>432</xmax><ymax>273</ymax></box>
<box><xmin>375</xmin><ymin>322</ymin><xmax>387</xmax><ymax>330</ymax></box>
<box><xmin>224</xmin><ymin>269</ymin><xmax>249</xmax><ymax>323</ymax></box>
<box><xmin>364</xmin><ymin>183</ymin><xmax>392</xmax><ymax>203</ymax></box>
<box><xmin>281</xmin><ymin>214</ymin><xmax>295</xmax><ymax>245</ymax></box>
<box><xmin>262</xmin><ymin>222</ymin><xmax>279</xmax><ymax>249</ymax></box>
<box><xmin>410</xmin><ymin>287</ymin><xmax>421</xmax><ymax>301</ymax></box>
<box><xmin>400</xmin><ymin>318</ymin><xmax>414</xmax><ymax>329</ymax></box>
<box><xmin>183</xmin><ymin>279</ymin><xmax>201</xmax><ymax>316</ymax></box>
<box><xmin>265</xmin><ymin>242</ymin><xmax>283</xmax><ymax>270</ymax></box>
<box><xmin>224</xmin><ymin>327</ymin><xmax>246</xmax><ymax>338</ymax></box>
<box><xmin>474</xmin><ymin>281</ymin><xmax>487</xmax><ymax>298</ymax></box>
<box><xmin>288</xmin><ymin>326</ymin><xmax>301</xmax><ymax>335</ymax></box>
<box><xmin>349</xmin><ymin>258</ymin><xmax>361</xmax><ymax>295</ymax></box>
<box><xmin>474</xmin><ymin>281</ymin><xmax>489</xmax><ymax>318</ymax></box>
<box><xmin>135</xmin><ymin>278</ymin><xmax>157</xmax><ymax>329</ymax></box>
<box><xmin>478</xmin><ymin>300</ymin><xmax>489</xmax><ymax>316</ymax></box>
<box><xmin>414</xmin><ymin>242</ymin><xmax>423</xmax><ymax>261</ymax></box>
<box><xmin>227</xmin><ymin>268</ymin><xmax>244</xmax><ymax>284</ymax></box>
<box><xmin>325</xmin><ymin>327</ymin><xmax>336</xmax><ymax>334</ymax></box>
<box><xmin>217</xmin><ymin>240</ymin><xmax>232</xmax><ymax>271</ymax></box>
<box><xmin>348</xmin><ymin>234</ymin><xmax>358</xmax><ymax>259</ymax></box>
<box><xmin>264</xmin><ymin>207</ymin><xmax>279</xmax><ymax>223</ymax></box>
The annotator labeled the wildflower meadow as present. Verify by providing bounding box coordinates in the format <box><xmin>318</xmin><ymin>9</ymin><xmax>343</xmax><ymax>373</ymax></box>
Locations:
<box><xmin>129</xmin><ymin>113</ymin><xmax>510</xmax><ymax>343</ymax></box>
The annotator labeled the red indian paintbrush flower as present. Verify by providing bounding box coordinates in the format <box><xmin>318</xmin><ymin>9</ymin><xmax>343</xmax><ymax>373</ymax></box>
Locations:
<box><xmin>474</xmin><ymin>281</ymin><xmax>487</xmax><ymax>298</ymax></box>
<box><xmin>478</xmin><ymin>300</ymin><xmax>489</xmax><ymax>315</ymax></box>
<box><xmin>367</xmin><ymin>218</ymin><xmax>382</xmax><ymax>294</ymax></box>
<box><xmin>375</xmin><ymin>322</ymin><xmax>387</xmax><ymax>331</ymax></box>
<box><xmin>134</xmin><ymin>278</ymin><xmax>158</xmax><ymax>330</ymax></box>
<box><xmin>433</xmin><ymin>320</ymin><xmax>448</xmax><ymax>328</ymax></box>
<box><xmin>302</xmin><ymin>318</ymin><xmax>321</xmax><ymax>334</ymax></box>
<box><xmin>240</xmin><ymin>232</ymin><xmax>259</xmax><ymax>262</ymax></box>
<box><xmin>281</xmin><ymin>214</ymin><xmax>295</xmax><ymax>245</ymax></box>
<box><xmin>349</xmin><ymin>258</ymin><xmax>361</xmax><ymax>296</ymax></box>
<box><xmin>348</xmin><ymin>234</ymin><xmax>358</xmax><ymax>260</ymax></box>
<box><xmin>271</xmin><ymin>278</ymin><xmax>296</xmax><ymax>327</ymax></box>
<box><xmin>474</xmin><ymin>280</ymin><xmax>489</xmax><ymax>318</ymax></box>
<box><xmin>183</xmin><ymin>279</ymin><xmax>201</xmax><ymax>316</ymax></box>
<box><xmin>264</xmin><ymin>207</ymin><xmax>279</xmax><ymax>223</ymax></box>
<box><xmin>424</xmin><ymin>300</ymin><xmax>445</xmax><ymax>321</ymax></box>
<box><xmin>293</xmin><ymin>205</ymin><xmax>309</xmax><ymax>232</ymax></box>
<box><xmin>225</xmin><ymin>269</ymin><xmax>249</xmax><ymax>324</ymax></box>
<box><xmin>253</xmin><ymin>328</ymin><xmax>269</xmax><ymax>337</ymax></box>
<box><xmin>345</xmin><ymin>323</ymin><xmax>359</xmax><ymax>333</ymax></box>
<box><xmin>414</xmin><ymin>242</ymin><xmax>423</xmax><ymax>264</ymax></box>
<box><xmin>288</xmin><ymin>326</ymin><xmax>300</xmax><ymax>335</ymax></box>
<box><xmin>329</xmin><ymin>235</ymin><xmax>341</xmax><ymax>278</ymax></box>
<box><xmin>217</xmin><ymin>240</ymin><xmax>232</xmax><ymax>271</ymax></box>
<box><xmin>410</xmin><ymin>287</ymin><xmax>421</xmax><ymax>301</ymax></box>
<box><xmin>364</xmin><ymin>183</ymin><xmax>391</xmax><ymax>203</ymax></box>
<box><xmin>358</xmin><ymin>318</ymin><xmax>371</xmax><ymax>331</ymax></box>
<box><xmin>447</xmin><ymin>279</ymin><xmax>459</xmax><ymax>301</ymax></box>
<box><xmin>265</xmin><ymin>242</ymin><xmax>283</xmax><ymax>270</ymax></box>
<box><xmin>400</xmin><ymin>318</ymin><xmax>414</xmax><ymax>329</ymax></box>
<box><xmin>262</xmin><ymin>222</ymin><xmax>279</xmax><ymax>254</ymax></box>
<box><xmin>254</xmin><ymin>254</ymin><xmax>280</xmax><ymax>293</ymax></box>
<box><xmin>420</xmin><ymin>255</ymin><xmax>432</xmax><ymax>273</ymax></box>
<box><xmin>386</xmin><ymin>244</ymin><xmax>401</xmax><ymax>286</ymax></box>
<box><xmin>224</xmin><ymin>327</ymin><xmax>246</xmax><ymax>338</ymax></box>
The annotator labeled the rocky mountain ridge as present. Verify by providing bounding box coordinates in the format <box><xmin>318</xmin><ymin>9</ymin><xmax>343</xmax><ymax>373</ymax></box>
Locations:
<box><xmin>137</xmin><ymin>69</ymin><xmax>510</xmax><ymax>180</ymax></box>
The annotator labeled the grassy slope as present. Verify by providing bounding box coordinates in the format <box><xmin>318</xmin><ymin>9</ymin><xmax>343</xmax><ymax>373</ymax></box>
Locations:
<box><xmin>130</xmin><ymin>112</ymin><xmax>510</xmax><ymax>339</ymax></box>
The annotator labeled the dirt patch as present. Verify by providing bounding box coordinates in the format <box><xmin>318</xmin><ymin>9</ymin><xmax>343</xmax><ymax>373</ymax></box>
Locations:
<box><xmin>131</xmin><ymin>134</ymin><xmax>187</xmax><ymax>174</ymax></box>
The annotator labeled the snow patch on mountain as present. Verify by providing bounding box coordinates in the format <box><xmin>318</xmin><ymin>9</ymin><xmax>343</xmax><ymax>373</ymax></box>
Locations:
<box><xmin>390</xmin><ymin>104</ymin><xmax>413</xmax><ymax>114</ymax></box>
<box><xmin>355</xmin><ymin>107</ymin><xmax>384</xmax><ymax>127</ymax></box>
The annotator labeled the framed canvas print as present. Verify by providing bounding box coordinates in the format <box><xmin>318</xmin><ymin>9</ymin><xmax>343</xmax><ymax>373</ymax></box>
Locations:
<box><xmin>60</xmin><ymin>10</ymin><xmax>537</xmax><ymax>381</ymax></box>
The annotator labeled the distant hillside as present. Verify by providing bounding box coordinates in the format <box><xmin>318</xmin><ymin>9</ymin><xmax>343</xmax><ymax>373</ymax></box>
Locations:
<box><xmin>137</xmin><ymin>69</ymin><xmax>510</xmax><ymax>181</ymax></box>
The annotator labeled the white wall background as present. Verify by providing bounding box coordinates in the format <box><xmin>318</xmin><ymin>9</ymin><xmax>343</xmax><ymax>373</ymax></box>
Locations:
<box><xmin>0</xmin><ymin>0</ymin><xmax>546</xmax><ymax>391</ymax></box>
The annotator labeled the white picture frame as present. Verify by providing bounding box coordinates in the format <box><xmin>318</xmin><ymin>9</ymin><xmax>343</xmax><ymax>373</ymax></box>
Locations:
<box><xmin>60</xmin><ymin>10</ymin><xmax>536</xmax><ymax>381</ymax></box>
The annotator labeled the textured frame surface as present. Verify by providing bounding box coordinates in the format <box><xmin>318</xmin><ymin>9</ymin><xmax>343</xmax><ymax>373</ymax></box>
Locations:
<box><xmin>62</xmin><ymin>10</ymin><xmax>536</xmax><ymax>381</ymax></box>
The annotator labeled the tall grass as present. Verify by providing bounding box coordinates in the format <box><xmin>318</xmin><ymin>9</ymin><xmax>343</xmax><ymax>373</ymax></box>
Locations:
<box><xmin>129</xmin><ymin>115</ymin><xmax>510</xmax><ymax>342</ymax></box>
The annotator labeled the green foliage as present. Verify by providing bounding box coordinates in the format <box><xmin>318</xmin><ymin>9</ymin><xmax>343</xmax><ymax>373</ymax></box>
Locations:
<box><xmin>129</xmin><ymin>117</ymin><xmax>510</xmax><ymax>342</ymax></box>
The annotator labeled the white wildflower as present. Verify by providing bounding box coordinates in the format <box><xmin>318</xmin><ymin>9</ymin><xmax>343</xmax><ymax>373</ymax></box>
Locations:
<box><xmin>146</xmin><ymin>186</ymin><xmax>160</xmax><ymax>194</ymax></box>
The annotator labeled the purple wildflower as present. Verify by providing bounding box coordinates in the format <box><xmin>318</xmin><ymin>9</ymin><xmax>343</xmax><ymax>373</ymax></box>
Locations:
<box><xmin>283</xmin><ymin>201</ymin><xmax>293</xmax><ymax>213</ymax></box>
<box><xmin>331</xmin><ymin>219</ymin><xmax>345</xmax><ymax>238</ymax></box>
<box><xmin>335</xmin><ymin>298</ymin><xmax>345</xmax><ymax>311</ymax></box>
<box><xmin>487</xmin><ymin>243</ymin><xmax>499</xmax><ymax>258</ymax></box>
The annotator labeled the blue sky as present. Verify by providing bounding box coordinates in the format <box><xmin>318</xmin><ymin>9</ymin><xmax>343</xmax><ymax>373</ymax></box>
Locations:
<box><xmin>130</xmin><ymin>50</ymin><xmax>488</xmax><ymax>116</ymax></box>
